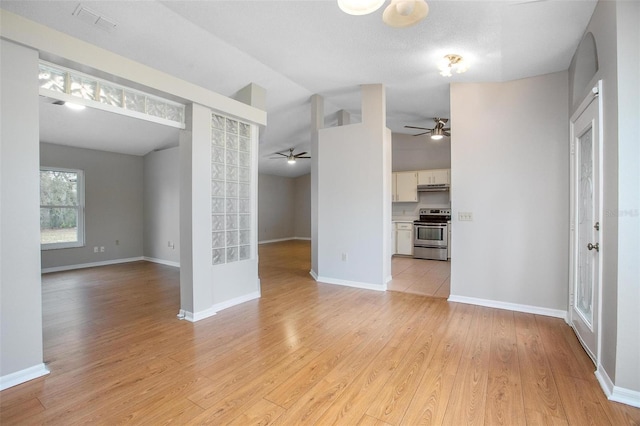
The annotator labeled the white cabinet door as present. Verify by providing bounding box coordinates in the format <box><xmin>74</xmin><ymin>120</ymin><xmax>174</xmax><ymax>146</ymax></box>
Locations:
<box><xmin>396</xmin><ymin>222</ymin><xmax>413</xmax><ymax>255</ymax></box>
<box><xmin>391</xmin><ymin>173</ymin><xmax>398</xmax><ymax>202</ymax></box>
<box><xmin>433</xmin><ymin>169</ymin><xmax>450</xmax><ymax>185</ymax></box>
<box><xmin>395</xmin><ymin>172</ymin><xmax>418</xmax><ymax>202</ymax></box>
<box><xmin>418</xmin><ymin>169</ymin><xmax>450</xmax><ymax>185</ymax></box>
<box><xmin>417</xmin><ymin>170</ymin><xmax>433</xmax><ymax>185</ymax></box>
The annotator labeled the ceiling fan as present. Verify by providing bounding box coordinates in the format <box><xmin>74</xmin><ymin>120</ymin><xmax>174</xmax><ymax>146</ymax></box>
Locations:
<box><xmin>405</xmin><ymin>118</ymin><xmax>451</xmax><ymax>140</ymax></box>
<box><xmin>271</xmin><ymin>148</ymin><xmax>311</xmax><ymax>164</ymax></box>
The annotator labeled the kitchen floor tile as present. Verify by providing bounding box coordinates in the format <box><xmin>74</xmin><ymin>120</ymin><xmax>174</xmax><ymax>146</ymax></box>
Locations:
<box><xmin>389</xmin><ymin>256</ymin><xmax>450</xmax><ymax>298</ymax></box>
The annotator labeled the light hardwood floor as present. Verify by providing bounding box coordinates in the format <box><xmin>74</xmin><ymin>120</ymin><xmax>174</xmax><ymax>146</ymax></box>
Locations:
<box><xmin>1</xmin><ymin>240</ymin><xmax>638</xmax><ymax>425</ymax></box>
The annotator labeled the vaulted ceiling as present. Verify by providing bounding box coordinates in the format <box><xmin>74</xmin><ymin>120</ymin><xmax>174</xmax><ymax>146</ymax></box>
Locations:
<box><xmin>2</xmin><ymin>1</ymin><xmax>597</xmax><ymax>177</ymax></box>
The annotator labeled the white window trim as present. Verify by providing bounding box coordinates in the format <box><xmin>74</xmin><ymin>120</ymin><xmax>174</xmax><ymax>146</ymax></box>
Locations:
<box><xmin>40</xmin><ymin>167</ymin><xmax>85</xmax><ymax>250</ymax></box>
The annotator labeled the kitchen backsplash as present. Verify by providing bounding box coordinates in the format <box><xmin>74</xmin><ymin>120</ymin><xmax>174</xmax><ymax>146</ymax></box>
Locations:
<box><xmin>392</xmin><ymin>191</ymin><xmax>450</xmax><ymax>219</ymax></box>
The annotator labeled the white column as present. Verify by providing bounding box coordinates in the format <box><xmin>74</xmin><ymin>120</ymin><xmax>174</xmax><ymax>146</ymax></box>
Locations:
<box><xmin>0</xmin><ymin>40</ymin><xmax>49</xmax><ymax>390</ymax></box>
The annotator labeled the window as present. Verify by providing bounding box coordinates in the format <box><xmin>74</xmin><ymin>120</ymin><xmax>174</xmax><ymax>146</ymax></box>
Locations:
<box><xmin>40</xmin><ymin>168</ymin><xmax>85</xmax><ymax>249</ymax></box>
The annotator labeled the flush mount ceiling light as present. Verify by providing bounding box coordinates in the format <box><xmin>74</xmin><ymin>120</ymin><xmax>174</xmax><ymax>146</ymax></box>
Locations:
<box><xmin>53</xmin><ymin>100</ymin><xmax>86</xmax><ymax>111</ymax></box>
<box><xmin>438</xmin><ymin>54</ymin><xmax>468</xmax><ymax>77</ymax></box>
<box><xmin>337</xmin><ymin>0</ymin><xmax>386</xmax><ymax>15</ymax></box>
<box><xmin>382</xmin><ymin>0</ymin><xmax>429</xmax><ymax>28</ymax></box>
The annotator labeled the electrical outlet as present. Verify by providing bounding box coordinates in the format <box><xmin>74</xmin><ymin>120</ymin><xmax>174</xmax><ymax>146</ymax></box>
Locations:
<box><xmin>100</xmin><ymin>246</ymin><xmax>105</xmax><ymax>252</ymax></box>
<box><xmin>341</xmin><ymin>253</ymin><xmax>348</xmax><ymax>262</ymax></box>
<box><xmin>93</xmin><ymin>246</ymin><xmax>98</xmax><ymax>253</ymax></box>
<box><xmin>115</xmin><ymin>239</ymin><xmax>120</xmax><ymax>245</ymax></box>
<box><xmin>458</xmin><ymin>212</ymin><xmax>473</xmax><ymax>221</ymax></box>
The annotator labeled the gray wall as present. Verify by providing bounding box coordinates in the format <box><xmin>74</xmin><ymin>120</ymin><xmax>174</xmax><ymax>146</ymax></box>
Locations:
<box><xmin>40</xmin><ymin>143</ymin><xmax>144</xmax><ymax>269</ymax></box>
<box><xmin>392</xmin><ymin>132</ymin><xmax>452</xmax><ymax>218</ymax></box>
<box><xmin>450</xmin><ymin>71</ymin><xmax>569</xmax><ymax>311</ymax></box>
<box><xmin>569</xmin><ymin>0</ymin><xmax>640</xmax><ymax>394</ymax></box>
<box><xmin>294</xmin><ymin>173</ymin><xmax>311</xmax><ymax>239</ymax></box>
<box><xmin>143</xmin><ymin>147</ymin><xmax>180</xmax><ymax>265</ymax></box>
<box><xmin>1</xmin><ymin>40</ymin><xmax>45</xmax><ymax>383</ymax></box>
<box><xmin>392</xmin><ymin>132</ymin><xmax>451</xmax><ymax>172</ymax></box>
<box><xmin>258</xmin><ymin>172</ymin><xmax>311</xmax><ymax>242</ymax></box>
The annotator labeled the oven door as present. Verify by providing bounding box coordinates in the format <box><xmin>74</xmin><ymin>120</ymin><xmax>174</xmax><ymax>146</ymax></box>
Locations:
<box><xmin>413</xmin><ymin>223</ymin><xmax>448</xmax><ymax>248</ymax></box>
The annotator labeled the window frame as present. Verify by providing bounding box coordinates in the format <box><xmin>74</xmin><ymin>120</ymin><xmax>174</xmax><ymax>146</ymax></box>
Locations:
<box><xmin>40</xmin><ymin>167</ymin><xmax>85</xmax><ymax>250</ymax></box>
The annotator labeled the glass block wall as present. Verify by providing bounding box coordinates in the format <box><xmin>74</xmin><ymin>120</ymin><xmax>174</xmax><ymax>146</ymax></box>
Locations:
<box><xmin>38</xmin><ymin>61</ymin><xmax>185</xmax><ymax>127</ymax></box>
<box><xmin>211</xmin><ymin>114</ymin><xmax>253</xmax><ymax>265</ymax></box>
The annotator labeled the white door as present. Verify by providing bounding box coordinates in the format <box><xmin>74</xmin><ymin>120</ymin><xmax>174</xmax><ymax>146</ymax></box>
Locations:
<box><xmin>569</xmin><ymin>82</ymin><xmax>602</xmax><ymax>364</ymax></box>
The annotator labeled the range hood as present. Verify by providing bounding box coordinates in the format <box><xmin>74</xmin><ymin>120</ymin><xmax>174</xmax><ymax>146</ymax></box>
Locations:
<box><xmin>417</xmin><ymin>183</ymin><xmax>450</xmax><ymax>192</ymax></box>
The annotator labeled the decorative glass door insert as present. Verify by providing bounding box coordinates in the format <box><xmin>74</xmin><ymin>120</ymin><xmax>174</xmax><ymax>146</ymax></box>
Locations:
<box><xmin>211</xmin><ymin>113</ymin><xmax>253</xmax><ymax>265</ymax></box>
<box><xmin>576</xmin><ymin>126</ymin><xmax>594</xmax><ymax>326</ymax></box>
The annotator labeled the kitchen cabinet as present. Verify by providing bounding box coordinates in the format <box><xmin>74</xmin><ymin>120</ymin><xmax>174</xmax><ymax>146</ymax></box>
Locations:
<box><xmin>392</xmin><ymin>171</ymin><xmax>418</xmax><ymax>202</ymax></box>
<box><xmin>418</xmin><ymin>169</ymin><xmax>450</xmax><ymax>185</ymax></box>
<box><xmin>395</xmin><ymin>222</ymin><xmax>413</xmax><ymax>256</ymax></box>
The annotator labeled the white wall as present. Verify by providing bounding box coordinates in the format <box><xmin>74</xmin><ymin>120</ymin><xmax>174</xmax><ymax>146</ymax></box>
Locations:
<box><xmin>0</xmin><ymin>40</ymin><xmax>48</xmax><ymax>388</ymax></box>
<box><xmin>450</xmin><ymin>72</ymin><xmax>569</xmax><ymax>313</ymax></box>
<box><xmin>40</xmin><ymin>143</ymin><xmax>144</xmax><ymax>270</ymax></box>
<box><xmin>143</xmin><ymin>147</ymin><xmax>180</xmax><ymax>265</ymax></box>
<box><xmin>316</xmin><ymin>85</ymin><xmax>392</xmax><ymax>290</ymax></box>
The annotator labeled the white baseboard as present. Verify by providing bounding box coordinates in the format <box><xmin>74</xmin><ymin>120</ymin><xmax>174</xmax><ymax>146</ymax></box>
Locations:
<box><xmin>315</xmin><ymin>275</ymin><xmax>386</xmax><ymax>292</ymax></box>
<box><xmin>310</xmin><ymin>269</ymin><xmax>318</xmax><ymax>280</ymax></box>
<box><xmin>41</xmin><ymin>257</ymin><xmax>145</xmax><ymax>274</ymax></box>
<box><xmin>447</xmin><ymin>294</ymin><xmax>567</xmax><ymax>319</ymax></box>
<box><xmin>180</xmin><ymin>290</ymin><xmax>261</xmax><ymax>323</ymax></box>
<box><xmin>259</xmin><ymin>237</ymin><xmax>311</xmax><ymax>245</ymax></box>
<box><xmin>0</xmin><ymin>363</ymin><xmax>50</xmax><ymax>391</ymax></box>
<box><xmin>143</xmin><ymin>256</ymin><xmax>180</xmax><ymax>268</ymax></box>
<box><xmin>596</xmin><ymin>367</ymin><xmax>640</xmax><ymax>408</ymax></box>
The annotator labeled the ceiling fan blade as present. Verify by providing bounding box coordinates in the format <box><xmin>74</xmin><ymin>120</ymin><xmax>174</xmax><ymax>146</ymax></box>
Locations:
<box><xmin>444</xmin><ymin>131</ymin><xmax>451</xmax><ymax>136</ymax></box>
<box><xmin>296</xmin><ymin>156</ymin><xmax>311</xmax><ymax>159</ymax></box>
<box><xmin>412</xmin><ymin>131</ymin><xmax>431</xmax><ymax>137</ymax></box>
<box><xmin>274</xmin><ymin>152</ymin><xmax>288</xmax><ymax>157</ymax></box>
<box><xmin>405</xmin><ymin>125</ymin><xmax>431</xmax><ymax>131</ymax></box>
<box><xmin>294</xmin><ymin>151</ymin><xmax>308</xmax><ymax>157</ymax></box>
<box><xmin>442</xmin><ymin>128</ymin><xmax>451</xmax><ymax>131</ymax></box>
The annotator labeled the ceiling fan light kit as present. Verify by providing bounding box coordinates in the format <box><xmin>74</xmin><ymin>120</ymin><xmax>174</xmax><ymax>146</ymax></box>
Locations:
<box><xmin>438</xmin><ymin>54</ymin><xmax>468</xmax><ymax>77</ymax></box>
<box><xmin>382</xmin><ymin>0</ymin><xmax>429</xmax><ymax>28</ymax></box>
<box><xmin>405</xmin><ymin>117</ymin><xmax>451</xmax><ymax>139</ymax></box>
<box><xmin>430</xmin><ymin>127</ymin><xmax>444</xmax><ymax>140</ymax></box>
<box><xmin>337</xmin><ymin>0</ymin><xmax>386</xmax><ymax>15</ymax></box>
<box><xmin>272</xmin><ymin>148</ymin><xmax>311</xmax><ymax>165</ymax></box>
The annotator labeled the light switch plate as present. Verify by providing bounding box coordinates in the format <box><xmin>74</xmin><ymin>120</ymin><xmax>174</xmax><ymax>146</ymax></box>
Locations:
<box><xmin>458</xmin><ymin>212</ymin><xmax>473</xmax><ymax>221</ymax></box>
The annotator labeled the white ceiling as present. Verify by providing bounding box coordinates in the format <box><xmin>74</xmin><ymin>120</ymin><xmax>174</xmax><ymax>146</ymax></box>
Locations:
<box><xmin>2</xmin><ymin>0</ymin><xmax>597</xmax><ymax>177</ymax></box>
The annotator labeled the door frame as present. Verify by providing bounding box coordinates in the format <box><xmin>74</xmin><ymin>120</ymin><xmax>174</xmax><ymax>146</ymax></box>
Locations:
<box><xmin>568</xmin><ymin>80</ymin><xmax>604</xmax><ymax>366</ymax></box>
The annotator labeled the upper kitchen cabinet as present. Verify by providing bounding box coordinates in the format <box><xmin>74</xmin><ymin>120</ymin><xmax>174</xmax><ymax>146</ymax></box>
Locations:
<box><xmin>392</xmin><ymin>171</ymin><xmax>418</xmax><ymax>202</ymax></box>
<box><xmin>418</xmin><ymin>169</ymin><xmax>450</xmax><ymax>185</ymax></box>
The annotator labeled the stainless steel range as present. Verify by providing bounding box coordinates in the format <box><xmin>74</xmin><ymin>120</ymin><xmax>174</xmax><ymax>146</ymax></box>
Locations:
<box><xmin>413</xmin><ymin>208</ymin><xmax>451</xmax><ymax>261</ymax></box>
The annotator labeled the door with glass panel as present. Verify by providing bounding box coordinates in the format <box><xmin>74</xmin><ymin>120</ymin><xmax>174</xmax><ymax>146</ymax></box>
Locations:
<box><xmin>569</xmin><ymin>82</ymin><xmax>601</xmax><ymax>364</ymax></box>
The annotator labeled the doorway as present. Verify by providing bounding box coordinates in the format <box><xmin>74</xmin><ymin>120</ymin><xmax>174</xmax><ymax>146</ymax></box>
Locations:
<box><xmin>569</xmin><ymin>80</ymin><xmax>603</xmax><ymax>365</ymax></box>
